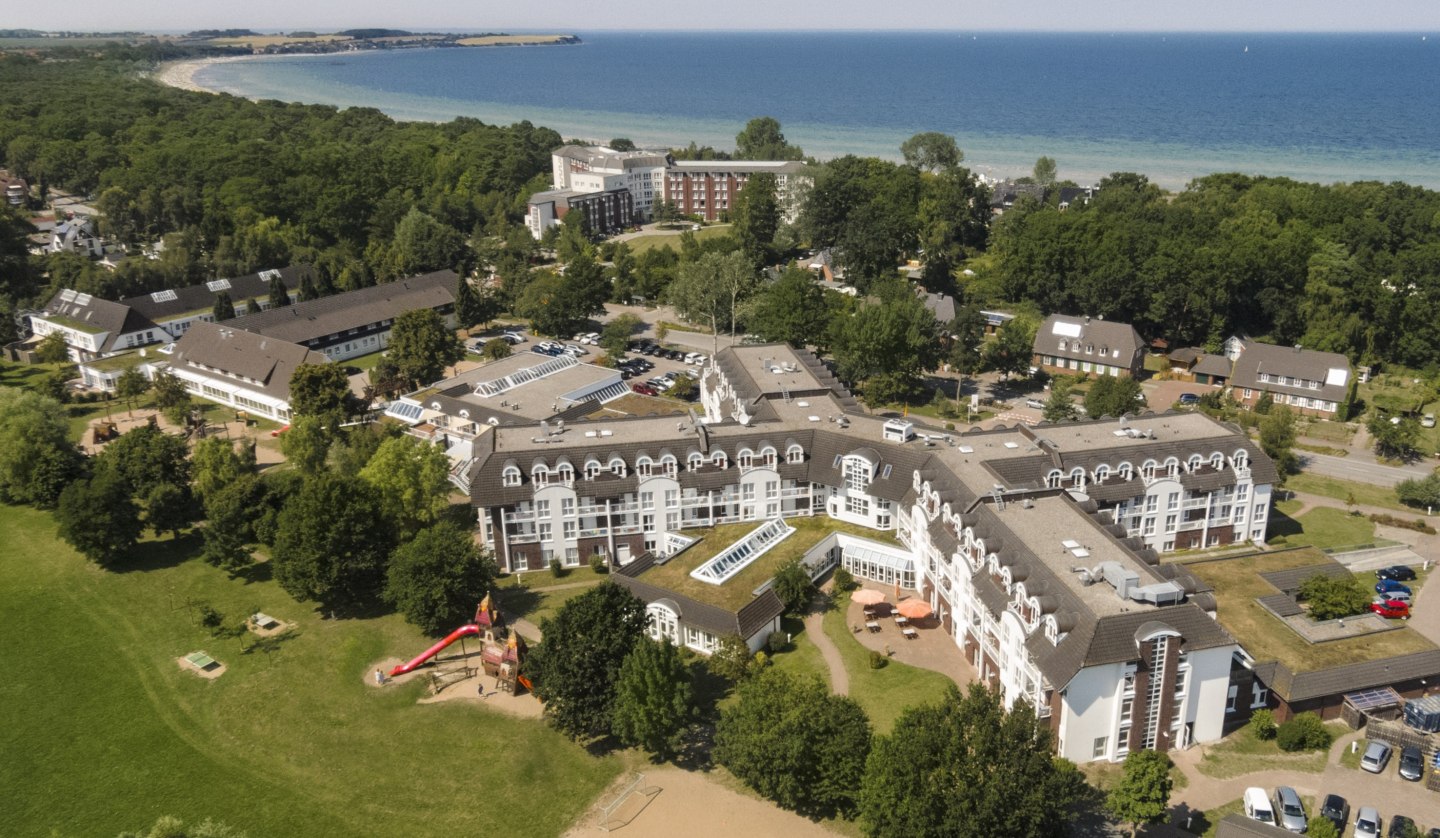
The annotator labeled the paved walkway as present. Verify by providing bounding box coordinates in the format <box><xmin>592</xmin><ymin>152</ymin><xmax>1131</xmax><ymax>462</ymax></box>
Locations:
<box><xmin>804</xmin><ymin>603</ymin><xmax>849</xmax><ymax>696</ymax></box>
<box><xmin>836</xmin><ymin>587</ymin><xmax>977</xmax><ymax>689</ymax></box>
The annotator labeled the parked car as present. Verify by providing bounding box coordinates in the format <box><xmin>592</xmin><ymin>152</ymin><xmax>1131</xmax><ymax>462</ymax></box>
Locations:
<box><xmin>1399</xmin><ymin>746</ymin><xmax>1424</xmax><ymax>781</ymax></box>
<box><xmin>502</xmin><ymin>331</ymin><xmax>526</xmax><ymax>345</ymax></box>
<box><xmin>1025</xmin><ymin>398</ymin><xmax>1046</xmax><ymax>410</ymax></box>
<box><xmin>1244</xmin><ymin>787</ymin><xmax>1276</xmax><ymax>825</ymax></box>
<box><xmin>530</xmin><ymin>345</ymin><xmax>551</xmax><ymax>355</ymax></box>
<box><xmin>631</xmin><ymin>383</ymin><xmax>658</xmax><ymax>396</ymax></box>
<box><xmin>1320</xmin><ymin>794</ymin><xmax>1350</xmax><ymax>835</ymax></box>
<box><xmin>1273</xmin><ymin>787</ymin><xmax>1307</xmax><ymax>833</ymax></box>
<box><xmin>1390</xmin><ymin>815</ymin><xmax>1418</xmax><ymax>838</ymax></box>
<box><xmin>1424</xmin><ymin>413</ymin><xmax>1436</xmax><ymax>428</ymax></box>
<box><xmin>563</xmin><ymin>343</ymin><xmax>588</xmax><ymax>356</ymax></box>
<box><xmin>1361</xmin><ymin>741</ymin><xmax>1393</xmax><ymax>773</ymax></box>
<box><xmin>1370</xmin><ymin>599</ymin><xmax>1411</xmax><ymax>620</ymax></box>
<box><xmin>1179</xmin><ymin>392</ymin><xmax>1201</xmax><ymax>405</ymax></box>
<box><xmin>1377</xmin><ymin>565</ymin><xmax>1418</xmax><ymax>581</ymax></box>
<box><xmin>1374</xmin><ymin>590</ymin><xmax>1413</xmax><ymax>606</ymax></box>
<box><xmin>466</xmin><ymin>338</ymin><xmax>488</xmax><ymax>354</ymax></box>
<box><xmin>689</xmin><ymin>353</ymin><xmax>708</xmax><ymax>366</ymax></box>
<box><xmin>1376</xmin><ymin>579</ymin><xmax>1412</xmax><ymax>596</ymax></box>
<box><xmin>1355</xmin><ymin>807</ymin><xmax>1382</xmax><ymax>838</ymax></box>
<box><xmin>584</xmin><ymin>332</ymin><xmax>600</xmax><ymax>344</ymax></box>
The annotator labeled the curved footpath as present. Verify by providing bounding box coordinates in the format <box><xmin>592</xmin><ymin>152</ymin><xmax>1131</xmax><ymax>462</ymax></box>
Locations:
<box><xmin>804</xmin><ymin>598</ymin><xmax>850</xmax><ymax>696</ymax></box>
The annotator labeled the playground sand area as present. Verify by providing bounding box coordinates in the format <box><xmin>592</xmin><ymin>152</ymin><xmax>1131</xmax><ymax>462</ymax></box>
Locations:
<box><xmin>563</xmin><ymin>766</ymin><xmax>842</xmax><ymax>838</ymax></box>
<box><xmin>177</xmin><ymin>656</ymin><xmax>226</xmax><ymax>679</ymax></box>
<box><xmin>366</xmin><ymin>655</ymin><xmax>542</xmax><ymax>719</ymax></box>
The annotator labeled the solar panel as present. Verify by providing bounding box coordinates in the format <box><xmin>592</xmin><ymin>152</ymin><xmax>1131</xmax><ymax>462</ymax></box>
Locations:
<box><xmin>206</xmin><ymin>279</ymin><xmax>232</xmax><ymax>292</ymax></box>
<box><xmin>150</xmin><ymin>290</ymin><xmax>179</xmax><ymax>303</ymax></box>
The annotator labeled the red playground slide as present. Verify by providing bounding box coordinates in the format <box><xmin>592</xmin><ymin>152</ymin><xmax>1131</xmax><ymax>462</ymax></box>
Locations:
<box><xmin>389</xmin><ymin>624</ymin><xmax>480</xmax><ymax>677</ymax></box>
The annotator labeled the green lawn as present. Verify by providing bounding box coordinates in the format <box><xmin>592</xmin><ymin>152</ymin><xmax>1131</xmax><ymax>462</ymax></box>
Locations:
<box><xmin>768</xmin><ymin>615</ymin><xmax>830</xmax><ymax>686</ymax></box>
<box><xmin>0</xmin><ymin>504</ymin><xmax>620</xmax><ymax>837</ymax></box>
<box><xmin>623</xmin><ymin>224</ymin><xmax>733</xmax><ymax>256</ymax></box>
<box><xmin>1285</xmin><ymin>473</ymin><xmax>1410</xmax><ymax>513</ymax></box>
<box><xmin>820</xmin><ymin>603</ymin><xmax>957</xmax><ymax>734</ymax></box>
<box><xmin>1267</xmin><ymin>506</ymin><xmax>1377</xmax><ymax>550</ymax></box>
<box><xmin>1192</xmin><ymin>722</ymin><xmax>1342</xmax><ymax>779</ymax></box>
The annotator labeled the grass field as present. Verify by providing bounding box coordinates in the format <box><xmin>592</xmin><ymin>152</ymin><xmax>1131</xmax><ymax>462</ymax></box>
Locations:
<box><xmin>1184</xmin><ymin>547</ymin><xmax>1436</xmax><ymax>671</ymax></box>
<box><xmin>1267</xmin><ymin>505</ymin><xmax>1377</xmax><ymax>550</ymax></box>
<box><xmin>623</xmin><ymin>224</ymin><xmax>733</xmax><ymax>256</ymax></box>
<box><xmin>0</xmin><ymin>504</ymin><xmax>620</xmax><ymax>837</ymax></box>
<box><xmin>1285</xmin><ymin>473</ymin><xmax>1410</xmax><ymax>512</ymax></box>
<box><xmin>1192</xmin><ymin>722</ymin><xmax>1342</xmax><ymax>779</ymax></box>
<box><xmin>820</xmin><ymin>604</ymin><xmax>957</xmax><ymax>734</ymax></box>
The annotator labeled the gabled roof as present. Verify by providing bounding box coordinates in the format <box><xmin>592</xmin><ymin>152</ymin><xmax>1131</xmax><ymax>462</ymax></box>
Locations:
<box><xmin>1230</xmin><ymin>339</ymin><xmax>1350</xmax><ymax>402</ymax></box>
<box><xmin>170</xmin><ymin>321</ymin><xmax>330</xmax><ymax>401</ymax></box>
<box><xmin>1263</xmin><ymin>649</ymin><xmax>1440</xmax><ymax>703</ymax></box>
<box><xmin>122</xmin><ymin>265</ymin><xmax>312</xmax><ymax>323</ymax></box>
<box><xmin>37</xmin><ymin>289</ymin><xmax>159</xmax><ymax>351</ymax></box>
<box><xmin>1033</xmin><ymin>314</ymin><xmax>1144</xmax><ymax>367</ymax></box>
<box><xmin>226</xmin><ymin>270</ymin><xmax>456</xmax><ymax>345</ymax></box>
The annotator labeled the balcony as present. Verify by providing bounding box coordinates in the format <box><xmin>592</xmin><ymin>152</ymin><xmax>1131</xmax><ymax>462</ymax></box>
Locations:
<box><xmin>507</xmin><ymin>533</ymin><xmax>539</xmax><ymax>545</ymax></box>
<box><xmin>503</xmin><ymin>511</ymin><xmax>535</xmax><ymax>524</ymax></box>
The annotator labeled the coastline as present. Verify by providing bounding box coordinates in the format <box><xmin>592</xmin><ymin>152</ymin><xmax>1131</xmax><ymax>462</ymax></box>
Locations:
<box><xmin>152</xmin><ymin>56</ymin><xmax>251</xmax><ymax>94</ymax></box>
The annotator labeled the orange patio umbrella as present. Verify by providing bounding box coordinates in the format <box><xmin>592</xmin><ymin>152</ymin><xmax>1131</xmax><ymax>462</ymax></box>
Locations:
<box><xmin>850</xmin><ymin>589</ymin><xmax>886</xmax><ymax>605</ymax></box>
<box><xmin>896</xmin><ymin>599</ymin><xmax>933</xmax><ymax>620</ymax></box>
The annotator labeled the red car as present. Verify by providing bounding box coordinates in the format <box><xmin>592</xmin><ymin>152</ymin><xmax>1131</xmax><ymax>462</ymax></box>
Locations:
<box><xmin>631</xmin><ymin>383</ymin><xmax>658</xmax><ymax>396</ymax></box>
<box><xmin>1370</xmin><ymin>599</ymin><xmax>1411</xmax><ymax>620</ymax></box>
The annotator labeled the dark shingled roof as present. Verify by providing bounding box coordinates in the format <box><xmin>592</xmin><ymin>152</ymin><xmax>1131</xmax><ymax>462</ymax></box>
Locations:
<box><xmin>38</xmin><ymin>289</ymin><xmax>160</xmax><ymax>352</ymax></box>
<box><xmin>612</xmin><ymin>553</ymin><xmax>785</xmax><ymax>639</ymax></box>
<box><xmin>1263</xmin><ymin>649</ymin><xmax>1440</xmax><ymax>703</ymax></box>
<box><xmin>169</xmin><ymin>321</ymin><xmax>330</xmax><ymax>401</ymax></box>
<box><xmin>1193</xmin><ymin>353</ymin><xmax>1234</xmax><ymax>378</ymax></box>
<box><xmin>226</xmin><ymin>270</ymin><xmax>456</xmax><ymax>346</ymax></box>
<box><xmin>1032</xmin><ymin>314</ymin><xmax>1144</xmax><ymax>370</ymax></box>
<box><xmin>1230</xmin><ymin>339</ymin><xmax>1351</xmax><ymax>404</ymax></box>
<box><xmin>122</xmin><ymin>265</ymin><xmax>313</xmax><ymax>323</ymax></box>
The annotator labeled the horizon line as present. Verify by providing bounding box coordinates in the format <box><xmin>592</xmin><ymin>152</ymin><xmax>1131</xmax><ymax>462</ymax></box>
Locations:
<box><xmin>10</xmin><ymin>27</ymin><xmax>1440</xmax><ymax>36</ymax></box>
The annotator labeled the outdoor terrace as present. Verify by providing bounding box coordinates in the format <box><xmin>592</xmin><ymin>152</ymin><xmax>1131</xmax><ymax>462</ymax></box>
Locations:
<box><xmin>636</xmin><ymin>515</ymin><xmax>902</xmax><ymax>612</ymax></box>
<box><xmin>1184</xmin><ymin>546</ymin><xmax>1436</xmax><ymax>671</ymax></box>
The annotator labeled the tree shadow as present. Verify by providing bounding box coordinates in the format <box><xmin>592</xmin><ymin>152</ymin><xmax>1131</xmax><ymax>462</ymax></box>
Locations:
<box><xmin>241</xmin><ymin>627</ymin><xmax>302</xmax><ymax>659</ymax></box>
<box><xmin>493</xmin><ymin>586</ymin><xmax>542</xmax><ymax>622</ymax></box>
<box><xmin>230</xmin><ymin>559</ymin><xmax>273</xmax><ymax>585</ymax></box>
<box><xmin>115</xmin><ymin>531</ymin><xmax>203</xmax><ymax>573</ymax></box>
<box><xmin>1169</xmin><ymin>802</ymin><xmax>1208</xmax><ymax>835</ymax></box>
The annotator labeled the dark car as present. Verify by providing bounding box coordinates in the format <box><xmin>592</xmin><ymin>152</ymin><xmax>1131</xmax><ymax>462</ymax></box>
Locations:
<box><xmin>341</xmin><ymin>366</ymin><xmax>362</xmax><ymax>376</ymax></box>
<box><xmin>1178</xmin><ymin>392</ymin><xmax>1201</xmax><ymax>405</ymax></box>
<box><xmin>1399</xmin><ymin>746</ymin><xmax>1423</xmax><ymax>781</ymax></box>
<box><xmin>1320</xmin><ymin>795</ymin><xmax>1349</xmax><ymax>835</ymax></box>
<box><xmin>1389</xmin><ymin>815</ymin><xmax>1417</xmax><ymax>838</ymax></box>
<box><xmin>1377</xmin><ymin>565</ymin><xmax>1418</xmax><ymax>581</ymax></box>
<box><xmin>1376</xmin><ymin>579</ymin><xmax>1413</xmax><ymax>596</ymax></box>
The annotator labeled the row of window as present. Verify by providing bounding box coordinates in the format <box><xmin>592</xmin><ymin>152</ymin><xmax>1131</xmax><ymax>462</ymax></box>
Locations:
<box><xmin>1241</xmin><ymin>388</ymin><xmax>1336</xmax><ymax>412</ymax></box>
<box><xmin>502</xmin><ymin>445</ymin><xmax>808</xmax><ymax>487</ymax></box>
<box><xmin>1256</xmin><ymin>372</ymin><xmax>1323</xmax><ymax>390</ymax></box>
<box><xmin>1046</xmin><ymin>451</ymin><xmax>1250</xmax><ymax>489</ymax></box>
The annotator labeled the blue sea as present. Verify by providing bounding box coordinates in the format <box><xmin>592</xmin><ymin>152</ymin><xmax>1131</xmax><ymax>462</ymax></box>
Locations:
<box><xmin>193</xmin><ymin>31</ymin><xmax>1440</xmax><ymax>189</ymax></box>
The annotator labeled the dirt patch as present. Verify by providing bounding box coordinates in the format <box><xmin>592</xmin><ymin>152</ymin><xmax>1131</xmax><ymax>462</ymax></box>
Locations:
<box><xmin>564</xmin><ymin>766</ymin><xmax>841</xmax><ymax>837</ymax></box>
<box><xmin>177</xmin><ymin>656</ymin><xmax>226</xmax><ymax>680</ymax></box>
<box><xmin>367</xmin><ymin>654</ymin><xmax>543</xmax><ymax>718</ymax></box>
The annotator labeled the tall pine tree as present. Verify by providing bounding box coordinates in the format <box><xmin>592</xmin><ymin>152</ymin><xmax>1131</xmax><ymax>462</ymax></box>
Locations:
<box><xmin>212</xmin><ymin>291</ymin><xmax>236</xmax><ymax>321</ymax></box>
<box><xmin>269</xmin><ymin>275</ymin><xmax>292</xmax><ymax>307</ymax></box>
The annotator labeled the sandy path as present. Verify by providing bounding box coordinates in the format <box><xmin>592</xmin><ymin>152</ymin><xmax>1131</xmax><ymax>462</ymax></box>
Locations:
<box><xmin>151</xmin><ymin>57</ymin><xmax>252</xmax><ymax>93</ymax></box>
<box><xmin>564</xmin><ymin>767</ymin><xmax>842</xmax><ymax>837</ymax></box>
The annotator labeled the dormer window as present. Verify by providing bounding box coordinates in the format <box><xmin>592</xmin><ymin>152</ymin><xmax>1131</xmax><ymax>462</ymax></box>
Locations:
<box><xmin>688</xmin><ymin>452</ymin><xmax>704</xmax><ymax>471</ymax></box>
<box><xmin>1058</xmin><ymin>340</ymin><xmax>1068</xmax><ymax>352</ymax></box>
<box><xmin>844</xmin><ymin>455</ymin><xmax>872</xmax><ymax>491</ymax></box>
<box><xmin>609</xmin><ymin>457</ymin><xmax>627</xmax><ymax>477</ymax></box>
<box><xmin>636</xmin><ymin>456</ymin><xmax>653</xmax><ymax>478</ymax></box>
<box><xmin>502</xmin><ymin>466</ymin><xmax>521</xmax><ymax>487</ymax></box>
<box><xmin>584</xmin><ymin>458</ymin><xmax>602</xmax><ymax>480</ymax></box>
<box><xmin>737</xmin><ymin>448</ymin><xmax>754</xmax><ymax>470</ymax></box>
<box><xmin>712</xmin><ymin>451</ymin><xmax>728</xmax><ymax>469</ymax></box>
<box><xmin>786</xmin><ymin>444</ymin><xmax>804</xmax><ymax>464</ymax></box>
<box><xmin>1094</xmin><ymin>465</ymin><xmax>1110</xmax><ymax>482</ymax></box>
<box><xmin>760</xmin><ymin>446</ymin><xmax>777</xmax><ymax>467</ymax></box>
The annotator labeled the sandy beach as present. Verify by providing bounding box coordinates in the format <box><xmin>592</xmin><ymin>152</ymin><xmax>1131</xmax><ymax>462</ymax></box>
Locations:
<box><xmin>151</xmin><ymin>56</ymin><xmax>250</xmax><ymax>93</ymax></box>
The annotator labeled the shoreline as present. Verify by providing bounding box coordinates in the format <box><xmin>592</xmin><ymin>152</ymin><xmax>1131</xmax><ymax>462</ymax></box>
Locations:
<box><xmin>148</xmin><ymin>50</ymin><xmax>1440</xmax><ymax>191</ymax></box>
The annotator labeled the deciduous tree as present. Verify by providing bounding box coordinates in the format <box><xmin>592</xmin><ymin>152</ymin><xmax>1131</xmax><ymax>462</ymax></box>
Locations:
<box><xmin>1260</xmin><ymin>405</ymin><xmax>1300</xmax><ymax>477</ymax></box>
<box><xmin>115</xmin><ymin>368</ymin><xmax>150</xmax><ymax>418</ymax></box>
<box><xmin>1083</xmin><ymin>374</ymin><xmax>1145</xmax><ymax>418</ymax></box>
<box><xmin>35</xmin><ymin>331</ymin><xmax>70</xmax><ymax>363</ymax></box>
<box><xmin>56</xmin><ymin>471</ymin><xmax>143</xmax><ymax>566</ymax></box>
<box><xmin>771</xmin><ymin>558</ymin><xmax>814</xmax><ymax>616</ymax></box>
<box><xmin>386</xmin><ymin>307</ymin><xmax>463</xmax><ymax>388</ymax></box>
<box><xmin>151</xmin><ymin>370</ymin><xmax>193</xmax><ymax>425</ymax></box>
<box><xmin>358</xmin><ymin>435</ymin><xmax>455</xmax><ymax>537</ymax></box>
<box><xmin>715</xmin><ymin>669</ymin><xmax>871</xmax><ymax>818</ymax></box>
<box><xmin>95</xmin><ymin>423</ymin><xmax>190</xmax><ymax>497</ymax></box>
<box><xmin>272</xmin><ymin>474</ymin><xmax>394</xmax><ymax>611</ymax></box>
<box><xmin>0</xmin><ymin>387</ymin><xmax>83</xmax><ymax>507</ymax></box>
<box><xmin>384</xmin><ymin>521</ymin><xmax>498</xmax><ymax>634</ymax></box>
<box><xmin>287</xmin><ymin>362</ymin><xmax>354</xmax><ymax>425</ymax></box>
<box><xmin>829</xmin><ymin>282</ymin><xmax>941</xmax><ymax>403</ymax></box>
<box><xmin>744</xmin><ymin>265</ymin><xmax>834</xmax><ymax>349</ymax></box>
<box><xmin>1042</xmin><ymin>376</ymin><xmax>1080</xmax><ymax>423</ymax></box>
<box><xmin>900</xmin><ymin>131</ymin><xmax>962</xmax><ymax>173</ymax></box>
<box><xmin>611</xmin><ymin>638</ymin><xmax>696</xmax><ymax>760</ymax></box>
<box><xmin>526</xmin><ymin>582</ymin><xmax>649</xmax><ymax>740</ymax></box>
<box><xmin>600</xmin><ymin>313</ymin><xmax>642</xmax><ymax>358</ymax></box>
<box><xmin>279</xmin><ymin>414</ymin><xmax>332</xmax><ymax>475</ymax></box>
<box><xmin>731</xmin><ymin>172</ymin><xmax>780</xmax><ymax>268</ymax></box>
<box><xmin>859</xmin><ymin>683</ymin><xmax>1083</xmax><ymax>838</ymax></box>
<box><xmin>735</xmin><ymin>117</ymin><xmax>803</xmax><ymax>161</ymax></box>
<box><xmin>1107</xmin><ymin>750</ymin><xmax>1173</xmax><ymax>838</ymax></box>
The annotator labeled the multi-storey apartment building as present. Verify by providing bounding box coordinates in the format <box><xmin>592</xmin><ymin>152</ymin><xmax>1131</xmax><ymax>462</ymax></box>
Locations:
<box><xmin>528</xmin><ymin>145</ymin><xmax>812</xmax><ymax>237</ymax></box>
<box><xmin>458</xmin><ymin>343</ymin><xmax>1269</xmax><ymax>762</ymax></box>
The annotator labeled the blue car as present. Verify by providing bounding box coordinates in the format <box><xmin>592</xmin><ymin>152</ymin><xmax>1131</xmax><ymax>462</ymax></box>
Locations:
<box><xmin>1376</xmin><ymin>579</ymin><xmax>1412</xmax><ymax>596</ymax></box>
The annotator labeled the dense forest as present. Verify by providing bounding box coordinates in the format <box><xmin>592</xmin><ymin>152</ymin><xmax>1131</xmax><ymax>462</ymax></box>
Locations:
<box><xmin>986</xmin><ymin>172</ymin><xmax>1440</xmax><ymax>368</ymax></box>
<box><xmin>0</xmin><ymin>44</ymin><xmax>558</xmax><ymax>308</ymax></box>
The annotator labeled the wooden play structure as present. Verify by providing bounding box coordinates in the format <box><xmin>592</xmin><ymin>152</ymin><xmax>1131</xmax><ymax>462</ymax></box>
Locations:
<box><xmin>393</xmin><ymin>593</ymin><xmax>529</xmax><ymax>695</ymax></box>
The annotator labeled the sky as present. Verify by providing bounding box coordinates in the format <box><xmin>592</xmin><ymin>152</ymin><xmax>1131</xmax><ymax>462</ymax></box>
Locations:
<box><xmin>11</xmin><ymin>1</ymin><xmax>1440</xmax><ymax>33</ymax></box>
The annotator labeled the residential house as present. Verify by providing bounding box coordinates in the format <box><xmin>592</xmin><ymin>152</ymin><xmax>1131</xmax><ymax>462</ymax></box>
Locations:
<box><xmin>50</xmin><ymin>215</ymin><xmax>104</xmax><ymax>257</ymax></box>
<box><xmin>1226</xmin><ymin>338</ymin><xmax>1351</xmax><ymax>417</ymax></box>
<box><xmin>29</xmin><ymin>289</ymin><xmax>164</xmax><ymax>362</ymax></box>
<box><xmin>1032</xmin><ymin>314</ymin><xmax>1145</xmax><ymax>379</ymax></box>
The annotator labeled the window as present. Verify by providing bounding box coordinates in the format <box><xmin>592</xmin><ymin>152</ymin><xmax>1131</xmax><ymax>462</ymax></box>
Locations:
<box><xmin>536</xmin><ymin>500</ymin><xmax>550</xmax><ymax>517</ymax></box>
<box><xmin>502</xmin><ymin>466</ymin><xmax>521</xmax><ymax>487</ymax></box>
<box><xmin>1093</xmin><ymin>737</ymin><xmax>1108</xmax><ymax>759</ymax></box>
<box><xmin>1226</xmin><ymin>685</ymin><xmax>1238</xmax><ymax>713</ymax></box>
<box><xmin>844</xmin><ymin>456</ymin><xmax>871</xmax><ymax>491</ymax></box>
<box><xmin>538</xmin><ymin>523</ymin><xmax>552</xmax><ymax>541</ymax></box>
<box><xmin>1250</xmin><ymin>683</ymin><xmax>1269</xmax><ymax>709</ymax></box>
<box><xmin>561</xmin><ymin>498</ymin><xmax>575</xmax><ymax>517</ymax></box>
<box><xmin>1143</xmin><ymin>517</ymin><xmax>1156</xmax><ymax>536</ymax></box>
<box><xmin>665</xmin><ymin>490</ymin><xmax>678</xmax><ymax>509</ymax></box>
<box><xmin>846</xmin><ymin>495</ymin><xmax>870</xmax><ymax>516</ymax></box>
<box><xmin>786</xmin><ymin>444</ymin><xmax>804</xmax><ymax>464</ymax></box>
<box><xmin>1120</xmin><ymin>698</ymin><xmax>1133</xmax><ymax>722</ymax></box>
<box><xmin>765</xmin><ymin>480</ymin><xmax>778</xmax><ymax>499</ymax></box>
<box><xmin>1164</xmin><ymin>514</ymin><xmax>1177</xmax><ymax>533</ymax></box>
<box><xmin>562</xmin><ymin>521</ymin><xmax>576</xmax><ymax>540</ymax></box>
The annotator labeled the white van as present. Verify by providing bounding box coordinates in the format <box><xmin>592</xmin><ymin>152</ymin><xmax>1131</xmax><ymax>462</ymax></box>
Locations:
<box><xmin>1244</xmin><ymin>787</ymin><xmax>1275</xmax><ymax>825</ymax></box>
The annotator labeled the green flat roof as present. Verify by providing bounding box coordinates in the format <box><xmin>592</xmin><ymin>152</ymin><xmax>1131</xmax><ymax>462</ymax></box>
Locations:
<box><xmin>639</xmin><ymin>515</ymin><xmax>900</xmax><ymax>611</ymax></box>
<box><xmin>43</xmin><ymin>314</ymin><xmax>105</xmax><ymax>335</ymax></box>
<box><xmin>82</xmin><ymin>352</ymin><xmax>148</xmax><ymax>373</ymax></box>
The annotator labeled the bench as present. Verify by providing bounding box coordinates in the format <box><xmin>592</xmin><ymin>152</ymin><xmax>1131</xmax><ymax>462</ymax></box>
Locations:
<box><xmin>902</xmin><ymin>628</ymin><xmax>919</xmax><ymax>640</ymax></box>
<box><xmin>185</xmin><ymin>651</ymin><xmax>218</xmax><ymax>670</ymax></box>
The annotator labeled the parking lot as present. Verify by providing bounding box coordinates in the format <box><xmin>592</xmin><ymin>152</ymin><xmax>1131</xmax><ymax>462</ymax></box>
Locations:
<box><xmin>463</xmin><ymin>327</ymin><xmax>702</xmax><ymax>405</ymax></box>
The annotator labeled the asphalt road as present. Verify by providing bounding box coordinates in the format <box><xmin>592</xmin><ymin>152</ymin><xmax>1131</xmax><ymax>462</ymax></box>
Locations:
<box><xmin>1299</xmin><ymin>451</ymin><xmax>1432</xmax><ymax>486</ymax></box>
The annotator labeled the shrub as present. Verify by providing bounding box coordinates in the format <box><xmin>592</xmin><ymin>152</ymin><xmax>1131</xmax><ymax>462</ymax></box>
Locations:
<box><xmin>1297</xmin><ymin>573</ymin><xmax>1369</xmax><ymax>621</ymax></box>
<box><xmin>1276</xmin><ymin>711</ymin><xmax>1332</xmax><ymax>752</ymax></box>
<box><xmin>1368</xmin><ymin>513</ymin><xmax>1437</xmax><ymax>534</ymax></box>
<box><xmin>767</xmin><ymin>631</ymin><xmax>788</xmax><ymax>654</ymax></box>
<box><xmin>832</xmin><ymin>566</ymin><xmax>857</xmax><ymax>594</ymax></box>
<box><xmin>549</xmin><ymin>557</ymin><xmax>566</xmax><ymax>578</ymax></box>
<box><xmin>868</xmin><ymin>650</ymin><xmax>888</xmax><ymax>670</ymax></box>
<box><xmin>197</xmin><ymin>603</ymin><xmax>224</xmax><ymax>633</ymax></box>
<box><xmin>1250</xmin><ymin>708</ymin><xmax>1276</xmax><ymax>740</ymax></box>
<box><xmin>589</xmin><ymin>554</ymin><xmax>608</xmax><ymax>573</ymax></box>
